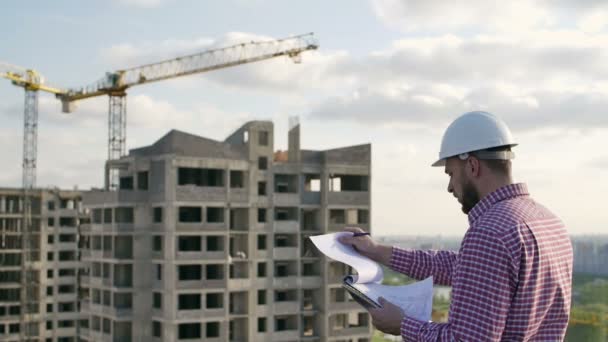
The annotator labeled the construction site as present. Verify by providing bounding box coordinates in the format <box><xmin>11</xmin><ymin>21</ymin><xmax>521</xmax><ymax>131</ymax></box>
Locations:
<box><xmin>1</xmin><ymin>33</ymin><xmax>375</xmax><ymax>342</ymax></box>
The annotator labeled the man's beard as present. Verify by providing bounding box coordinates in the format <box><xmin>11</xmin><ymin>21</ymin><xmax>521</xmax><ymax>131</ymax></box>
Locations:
<box><xmin>461</xmin><ymin>179</ymin><xmax>480</xmax><ymax>214</ymax></box>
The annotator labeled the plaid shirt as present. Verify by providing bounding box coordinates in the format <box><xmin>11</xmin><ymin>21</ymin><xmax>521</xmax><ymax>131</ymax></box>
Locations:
<box><xmin>390</xmin><ymin>183</ymin><xmax>573</xmax><ymax>341</ymax></box>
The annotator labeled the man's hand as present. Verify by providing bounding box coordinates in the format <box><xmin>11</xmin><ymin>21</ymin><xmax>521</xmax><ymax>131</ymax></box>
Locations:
<box><xmin>338</xmin><ymin>227</ymin><xmax>393</xmax><ymax>266</ymax></box>
<box><xmin>369</xmin><ymin>297</ymin><xmax>404</xmax><ymax>336</ymax></box>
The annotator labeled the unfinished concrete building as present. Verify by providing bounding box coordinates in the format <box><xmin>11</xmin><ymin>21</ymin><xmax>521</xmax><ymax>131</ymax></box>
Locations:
<box><xmin>78</xmin><ymin>120</ymin><xmax>372</xmax><ymax>342</ymax></box>
<box><xmin>0</xmin><ymin>188</ymin><xmax>85</xmax><ymax>342</ymax></box>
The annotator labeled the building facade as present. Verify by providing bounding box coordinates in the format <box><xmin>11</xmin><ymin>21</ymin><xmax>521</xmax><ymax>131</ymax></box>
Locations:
<box><xmin>0</xmin><ymin>188</ymin><xmax>84</xmax><ymax>342</ymax></box>
<box><xmin>79</xmin><ymin>120</ymin><xmax>372</xmax><ymax>342</ymax></box>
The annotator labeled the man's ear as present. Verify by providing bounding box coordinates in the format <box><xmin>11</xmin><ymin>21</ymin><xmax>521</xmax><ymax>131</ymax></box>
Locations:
<box><xmin>467</xmin><ymin>156</ymin><xmax>481</xmax><ymax>177</ymax></box>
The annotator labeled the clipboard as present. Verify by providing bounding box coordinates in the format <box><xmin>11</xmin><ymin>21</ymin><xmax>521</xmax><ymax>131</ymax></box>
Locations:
<box><xmin>342</xmin><ymin>277</ymin><xmax>382</xmax><ymax>309</ymax></box>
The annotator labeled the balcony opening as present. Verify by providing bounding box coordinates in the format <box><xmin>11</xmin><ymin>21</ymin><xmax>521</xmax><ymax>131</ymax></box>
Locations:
<box><xmin>304</xmin><ymin>174</ymin><xmax>321</xmax><ymax>192</ymax></box>
<box><xmin>113</xmin><ymin>264</ymin><xmax>133</xmax><ymax>287</ymax></box>
<box><xmin>206</xmin><ymin>322</ymin><xmax>220</xmax><ymax>338</ymax></box>
<box><xmin>178</xmin><ymin>168</ymin><xmax>224</xmax><ymax>187</ymax></box>
<box><xmin>178</xmin><ymin>323</ymin><xmax>201</xmax><ymax>339</ymax></box>
<box><xmin>153</xmin><ymin>321</ymin><xmax>162</xmax><ymax>338</ymax></box>
<box><xmin>178</xmin><ymin>236</ymin><xmax>201</xmax><ymax>252</ymax></box>
<box><xmin>358</xmin><ymin>209</ymin><xmax>369</xmax><ymax>224</ymax></box>
<box><xmin>137</xmin><ymin>171</ymin><xmax>149</xmax><ymax>190</ymax></box>
<box><xmin>115</xmin><ymin>207</ymin><xmax>134</xmax><ymax>224</ymax></box>
<box><xmin>119</xmin><ymin>176</ymin><xmax>133</xmax><ymax>190</ymax></box>
<box><xmin>229</xmin><ymin>235</ymin><xmax>248</xmax><ymax>259</ymax></box>
<box><xmin>274</xmin><ymin>234</ymin><xmax>297</xmax><ymax>247</ymax></box>
<box><xmin>229</xmin><ymin>292</ymin><xmax>247</xmax><ymax>314</ymax></box>
<box><xmin>230</xmin><ymin>170</ymin><xmax>245</xmax><ymax>188</ymax></box>
<box><xmin>257</xmin><ymin>208</ymin><xmax>266</xmax><ymax>223</ymax></box>
<box><xmin>274</xmin><ymin>261</ymin><xmax>297</xmax><ymax>278</ymax></box>
<box><xmin>258</xmin><ymin>181</ymin><xmax>266</xmax><ymax>196</ymax></box>
<box><xmin>274</xmin><ymin>174</ymin><xmax>298</xmax><ymax>193</ymax></box>
<box><xmin>301</xmin><ymin>209</ymin><xmax>320</xmax><ymax>231</ymax></box>
<box><xmin>329</xmin><ymin>174</ymin><xmax>369</xmax><ymax>192</ymax></box>
<box><xmin>303</xmin><ymin>316</ymin><xmax>316</xmax><ymax>337</ymax></box>
<box><xmin>329</xmin><ymin>209</ymin><xmax>345</xmax><ymax>224</ymax></box>
<box><xmin>257</xmin><ymin>262</ymin><xmax>266</xmax><ymax>277</ymax></box>
<box><xmin>302</xmin><ymin>261</ymin><xmax>320</xmax><ymax>276</ymax></box>
<box><xmin>275</xmin><ymin>316</ymin><xmax>297</xmax><ymax>332</ymax></box>
<box><xmin>207</xmin><ymin>293</ymin><xmax>224</xmax><ymax>309</ymax></box>
<box><xmin>229</xmin><ymin>262</ymin><xmax>248</xmax><ymax>279</ymax></box>
<box><xmin>206</xmin><ymin>207</ymin><xmax>224</xmax><ymax>223</ymax></box>
<box><xmin>258</xmin><ymin>157</ymin><xmax>268</xmax><ymax>170</ymax></box>
<box><xmin>104</xmin><ymin>208</ymin><xmax>112</xmax><ymax>223</ymax></box>
<box><xmin>259</xmin><ymin>131</ymin><xmax>269</xmax><ymax>146</ymax></box>
<box><xmin>58</xmin><ymin>234</ymin><xmax>76</xmax><ymax>243</ymax></box>
<box><xmin>178</xmin><ymin>294</ymin><xmax>201</xmax><ymax>310</ymax></box>
<box><xmin>302</xmin><ymin>289</ymin><xmax>318</xmax><ymax>310</ymax></box>
<box><xmin>178</xmin><ymin>265</ymin><xmax>202</xmax><ymax>281</ymax></box>
<box><xmin>206</xmin><ymin>264</ymin><xmax>224</xmax><ymax>280</ymax></box>
<box><xmin>258</xmin><ymin>317</ymin><xmax>266</xmax><ymax>332</ymax></box>
<box><xmin>157</xmin><ymin>264</ymin><xmax>163</xmax><ymax>280</ymax></box>
<box><xmin>58</xmin><ymin>251</ymin><xmax>76</xmax><ymax>261</ymax></box>
<box><xmin>274</xmin><ymin>207</ymin><xmax>298</xmax><ymax>221</ymax></box>
<box><xmin>331</xmin><ymin>288</ymin><xmax>348</xmax><ymax>303</ymax></box>
<box><xmin>92</xmin><ymin>209</ymin><xmax>102</xmax><ymax>223</ymax></box>
<box><xmin>229</xmin><ymin>208</ymin><xmax>248</xmax><ymax>230</ymax></box>
<box><xmin>153</xmin><ymin>207</ymin><xmax>163</xmax><ymax>223</ymax></box>
<box><xmin>274</xmin><ymin>289</ymin><xmax>297</xmax><ymax>302</ymax></box>
<box><xmin>258</xmin><ymin>290</ymin><xmax>266</xmax><ymax>305</ymax></box>
<box><xmin>206</xmin><ymin>236</ymin><xmax>224</xmax><ymax>252</ymax></box>
<box><xmin>114</xmin><ymin>293</ymin><xmax>133</xmax><ymax>310</ymax></box>
<box><xmin>115</xmin><ymin>236</ymin><xmax>133</xmax><ymax>259</ymax></box>
<box><xmin>153</xmin><ymin>236</ymin><xmax>163</xmax><ymax>252</ymax></box>
<box><xmin>179</xmin><ymin>207</ymin><xmax>202</xmax><ymax>223</ymax></box>
<box><xmin>153</xmin><ymin>292</ymin><xmax>162</xmax><ymax>309</ymax></box>
<box><xmin>257</xmin><ymin>234</ymin><xmax>267</xmax><ymax>250</ymax></box>
<box><xmin>59</xmin><ymin>217</ymin><xmax>76</xmax><ymax>227</ymax></box>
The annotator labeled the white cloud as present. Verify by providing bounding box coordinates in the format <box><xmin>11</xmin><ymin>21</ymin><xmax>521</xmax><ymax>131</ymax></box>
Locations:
<box><xmin>307</xmin><ymin>29</ymin><xmax>608</xmax><ymax>131</ymax></box>
<box><xmin>370</xmin><ymin>0</ymin><xmax>554</xmax><ymax>33</ymax></box>
<box><xmin>370</xmin><ymin>0</ymin><xmax>608</xmax><ymax>33</ymax></box>
<box><xmin>578</xmin><ymin>9</ymin><xmax>608</xmax><ymax>33</ymax></box>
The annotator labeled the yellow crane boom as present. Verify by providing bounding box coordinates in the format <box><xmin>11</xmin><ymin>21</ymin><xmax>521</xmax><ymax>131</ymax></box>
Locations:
<box><xmin>58</xmin><ymin>32</ymin><xmax>318</xmax><ymax>108</ymax></box>
<box><xmin>57</xmin><ymin>32</ymin><xmax>318</xmax><ymax>189</ymax></box>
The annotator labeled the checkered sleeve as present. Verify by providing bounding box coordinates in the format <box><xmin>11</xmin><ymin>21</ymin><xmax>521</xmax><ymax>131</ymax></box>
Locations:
<box><xmin>399</xmin><ymin>229</ymin><xmax>514</xmax><ymax>341</ymax></box>
<box><xmin>389</xmin><ymin>246</ymin><xmax>458</xmax><ymax>286</ymax></box>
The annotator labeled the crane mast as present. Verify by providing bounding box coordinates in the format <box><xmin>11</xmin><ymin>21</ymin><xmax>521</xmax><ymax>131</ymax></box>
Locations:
<box><xmin>1</xmin><ymin>62</ymin><xmax>65</xmax><ymax>341</ymax></box>
<box><xmin>57</xmin><ymin>33</ymin><xmax>318</xmax><ymax>189</ymax></box>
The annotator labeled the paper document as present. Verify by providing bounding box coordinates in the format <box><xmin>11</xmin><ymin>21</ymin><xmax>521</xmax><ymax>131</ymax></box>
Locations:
<box><xmin>310</xmin><ymin>232</ymin><xmax>434</xmax><ymax>322</ymax></box>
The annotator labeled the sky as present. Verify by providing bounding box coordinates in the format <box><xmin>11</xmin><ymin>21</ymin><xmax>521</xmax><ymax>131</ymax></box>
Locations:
<box><xmin>1</xmin><ymin>0</ymin><xmax>608</xmax><ymax>236</ymax></box>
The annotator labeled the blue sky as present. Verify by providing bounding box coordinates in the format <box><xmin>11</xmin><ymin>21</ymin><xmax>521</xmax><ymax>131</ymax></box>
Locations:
<box><xmin>2</xmin><ymin>0</ymin><xmax>608</xmax><ymax>235</ymax></box>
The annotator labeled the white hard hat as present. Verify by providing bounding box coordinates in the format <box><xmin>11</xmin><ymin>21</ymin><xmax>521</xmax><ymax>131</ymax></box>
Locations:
<box><xmin>432</xmin><ymin>111</ymin><xmax>517</xmax><ymax>167</ymax></box>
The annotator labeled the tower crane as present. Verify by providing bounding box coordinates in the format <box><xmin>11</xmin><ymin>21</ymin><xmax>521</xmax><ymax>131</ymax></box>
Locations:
<box><xmin>1</xmin><ymin>62</ymin><xmax>66</xmax><ymax>341</ymax></box>
<box><xmin>57</xmin><ymin>32</ymin><xmax>318</xmax><ymax>189</ymax></box>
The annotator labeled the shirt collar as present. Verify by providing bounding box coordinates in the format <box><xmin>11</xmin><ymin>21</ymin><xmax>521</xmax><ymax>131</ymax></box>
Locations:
<box><xmin>468</xmin><ymin>183</ymin><xmax>529</xmax><ymax>226</ymax></box>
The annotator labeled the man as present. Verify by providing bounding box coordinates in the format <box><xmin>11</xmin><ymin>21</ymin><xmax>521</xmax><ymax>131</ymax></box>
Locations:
<box><xmin>340</xmin><ymin>111</ymin><xmax>573</xmax><ymax>341</ymax></box>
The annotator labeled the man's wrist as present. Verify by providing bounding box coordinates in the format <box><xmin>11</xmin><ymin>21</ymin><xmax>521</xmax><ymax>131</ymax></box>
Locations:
<box><xmin>371</xmin><ymin>244</ymin><xmax>393</xmax><ymax>266</ymax></box>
